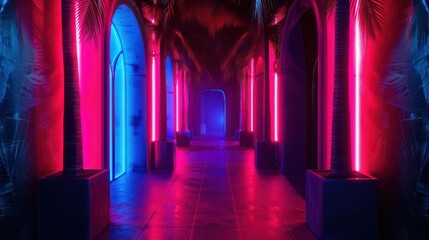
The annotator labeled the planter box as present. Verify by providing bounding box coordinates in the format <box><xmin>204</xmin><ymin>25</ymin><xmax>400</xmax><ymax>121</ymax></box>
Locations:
<box><xmin>37</xmin><ymin>170</ymin><xmax>109</xmax><ymax>240</ymax></box>
<box><xmin>151</xmin><ymin>140</ymin><xmax>176</xmax><ymax>169</ymax></box>
<box><xmin>239</xmin><ymin>131</ymin><xmax>254</xmax><ymax>147</ymax></box>
<box><xmin>176</xmin><ymin>131</ymin><xmax>191</xmax><ymax>147</ymax></box>
<box><xmin>306</xmin><ymin>170</ymin><xmax>378</xmax><ymax>240</ymax></box>
<box><xmin>255</xmin><ymin>141</ymin><xmax>279</xmax><ymax>169</ymax></box>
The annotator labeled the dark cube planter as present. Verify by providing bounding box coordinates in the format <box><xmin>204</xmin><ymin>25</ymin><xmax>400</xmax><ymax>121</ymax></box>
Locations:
<box><xmin>176</xmin><ymin>131</ymin><xmax>191</xmax><ymax>147</ymax></box>
<box><xmin>306</xmin><ymin>170</ymin><xmax>378</xmax><ymax>240</ymax></box>
<box><xmin>255</xmin><ymin>141</ymin><xmax>279</xmax><ymax>169</ymax></box>
<box><xmin>239</xmin><ymin>131</ymin><xmax>254</xmax><ymax>147</ymax></box>
<box><xmin>37</xmin><ymin>169</ymin><xmax>110</xmax><ymax>240</ymax></box>
<box><xmin>151</xmin><ymin>140</ymin><xmax>176</xmax><ymax>169</ymax></box>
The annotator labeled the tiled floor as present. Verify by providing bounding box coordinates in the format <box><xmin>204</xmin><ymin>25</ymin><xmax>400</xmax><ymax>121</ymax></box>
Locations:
<box><xmin>96</xmin><ymin>138</ymin><xmax>317</xmax><ymax>240</ymax></box>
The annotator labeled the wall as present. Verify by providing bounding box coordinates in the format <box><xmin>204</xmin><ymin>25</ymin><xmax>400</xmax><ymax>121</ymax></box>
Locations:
<box><xmin>359</xmin><ymin>1</ymin><xmax>423</xmax><ymax>238</ymax></box>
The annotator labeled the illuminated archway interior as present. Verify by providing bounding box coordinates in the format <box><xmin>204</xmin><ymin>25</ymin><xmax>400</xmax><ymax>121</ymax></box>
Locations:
<box><xmin>166</xmin><ymin>57</ymin><xmax>174</xmax><ymax>140</ymax></box>
<box><xmin>109</xmin><ymin>4</ymin><xmax>147</xmax><ymax>181</ymax></box>
<box><xmin>200</xmin><ymin>89</ymin><xmax>226</xmax><ymax>135</ymax></box>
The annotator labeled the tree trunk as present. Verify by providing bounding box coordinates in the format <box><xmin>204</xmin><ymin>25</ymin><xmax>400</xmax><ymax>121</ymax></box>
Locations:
<box><xmin>331</xmin><ymin>0</ymin><xmax>352</xmax><ymax>176</ymax></box>
<box><xmin>159</xmin><ymin>39</ymin><xmax>167</xmax><ymax>141</ymax></box>
<box><xmin>62</xmin><ymin>0</ymin><xmax>83</xmax><ymax>174</ymax></box>
<box><xmin>262</xmin><ymin>32</ymin><xmax>271</xmax><ymax>141</ymax></box>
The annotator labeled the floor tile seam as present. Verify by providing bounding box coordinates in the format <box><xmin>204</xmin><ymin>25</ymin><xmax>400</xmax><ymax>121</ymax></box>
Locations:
<box><xmin>189</xmin><ymin>157</ymin><xmax>207</xmax><ymax>240</ymax></box>
<box><xmin>150</xmin><ymin>170</ymin><xmax>182</xmax><ymax>215</ymax></box>
<box><xmin>225</xmin><ymin>149</ymin><xmax>245</xmax><ymax>240</ymax></box>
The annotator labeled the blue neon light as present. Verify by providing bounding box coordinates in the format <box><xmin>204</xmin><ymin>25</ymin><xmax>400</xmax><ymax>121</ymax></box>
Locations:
<box><xmin>166</xmin><ymin>57</ymin><xmax>174</xmax><ymax>140</ymax></box>
<box><xmin>110</xmin><ymin>22</ymin><xmax>127</xmax><ymax>180</ymax></box>
<box><xmin>201</xmin><ymin>90</ymin><xmax>226</xmax><ymax>135</ymax></box>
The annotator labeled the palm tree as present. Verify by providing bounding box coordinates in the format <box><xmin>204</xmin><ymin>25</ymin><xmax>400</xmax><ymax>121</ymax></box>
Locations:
<box><xmin>61</xmin><ymin>0</ymin><xmax>105</xmax><ymax>175</ymax></box>
<box><xmin>325</xmin><ymin>0</ymin><xmax>383</xmax><ymax>176</ymax></box>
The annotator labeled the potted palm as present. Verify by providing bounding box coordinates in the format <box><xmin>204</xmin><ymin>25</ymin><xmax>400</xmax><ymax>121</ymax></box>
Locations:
<box><xmin>37</xmin><ymin>1</ymin><xmax>109</xmax><ymax>239</ymax></box>
<box><xmin>305</xmin><ymin>0</ymin><xmax>383</xmax><ymax>239</ymax></box>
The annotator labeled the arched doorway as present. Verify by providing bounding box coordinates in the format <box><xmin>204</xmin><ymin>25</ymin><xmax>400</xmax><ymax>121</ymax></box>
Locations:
<box><xmin>108</xmin><ymin>4</ymin><xmax>147</xmax><ymax>181</ymax></box>
<box><xmin>166</xmin><ymin>57</ymin><xmax>174</xmax><ymax>140</ymax></box>
<box><xmin>280</xmin><ymin>5</ymin><xmax>319</xmax><ymax>178</ymax></box>
<box><xmin>200</xmin><ymin>90</ymin><xmax>226</xmax><ymax>135</ymax></box>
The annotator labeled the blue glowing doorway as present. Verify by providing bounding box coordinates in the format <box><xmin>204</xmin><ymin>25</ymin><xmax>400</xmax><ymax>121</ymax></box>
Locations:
<box><xmin>109</xmin><ymin>4</ymin><xmax>147</xmax><ymax>181</ymax></box>
<box><xmin>200</xmin><ymin>90</ymin><xmax>226</xmax><ymax>135</ymax></box>
<box><xmin>166</xmin><ymin>57</ymin><xmax>174</xmax><ymax>140</ymax></box>
<box><xmin>109</xmin><ymin>22</ymin><xmax>126</xmax><ymax>180</ymax></box>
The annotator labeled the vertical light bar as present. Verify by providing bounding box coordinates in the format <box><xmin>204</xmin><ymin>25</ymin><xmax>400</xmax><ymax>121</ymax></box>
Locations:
<box><xmin>354</xmin><ymin>2</ymin><xmax>361</xmax><ymax>171</ymax></box>
<box><xmin>250</xmin><ymin>58</ymin><xmax>255</xmax><ymax>132</ymax></box>
<box><xmin>109</xmin><ymin>69</ymin><xmax>113</xmax><ymax>181</ymax></box>
<box><xmin>75</xmin><ymin>3</ymin><xmax>81</xmax><ymax>85</ymax></box>
<box><xmin>274</xmin><ymin>73</ymin><xmax>279</xmax><ymax>142</ymax></box>
<box><xmin>176</xmin><ymin>79</ymin><xmax>179</xmax><ymax>132</ymax></box>
<box><xmin>151</xmin><ymin>56</ymin><xmax>156</xmax><ymax>141</ymax></box>
<box><xmin>121</xmin><ymin>53</ymin><xmax>127</xmax><ymax>176</ymax></box>
<box><xmin>151</xmin><ymin>28</ymin><xmax>157</xmax><ymax>141</ymax></box>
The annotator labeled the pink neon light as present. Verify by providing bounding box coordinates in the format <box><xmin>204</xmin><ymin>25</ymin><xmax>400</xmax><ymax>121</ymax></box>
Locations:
<box><xmin>274</xmin><ymin>73</ymin><xmax>279</xmax><ymax>142</ymax></box>
<box><xmin>250</xmin><ymin>58</ymin><xmax>254</xmax><ymax>132</ymax></box>
<box><xmin>152</xmin><ymin>56</ymin><xmax>156</xmax><ymax>141</ymax></box>
<box><xmin>354</xmin><ymin>2</ymin><xmax>361</xmax><ymax>171</ymax></box>
<box><xmin>176</xmin><ymin>80</ymin><xmax>179</xmax><ymax>132</ymax></box>
<box><xmin>75</xmin><ymin>3</ymin><xmax>81</xmax><ymax>86</ymax></box>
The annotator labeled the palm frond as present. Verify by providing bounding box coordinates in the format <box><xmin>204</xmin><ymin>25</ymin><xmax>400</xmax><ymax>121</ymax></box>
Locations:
<box><xmin>0</xmin><ymin>0</ymin><xmax>9</xmax><ymax>13</ymax></box>
<box><xmin>220</xmin><ymin>30</ymin><xmax>256</xmax><ymax>78</ymax></box>
<box><xmin>75</xmin><ymin>0</ymin><xmax>107</xmax><ymax>44</ymax></box>
<box><xmin>172</xmin><ymin>27</ymin><xmax>207</xmax><ymax>76</ymax></box>
<box><xmin>161</xmin><ymin>0</ymin><xmax>177</xmax><ymax>23</ymax></box>
<box><xmin>324</xmin><ymin>0</ymin><xmax>336</xmax><ymax>18</ymax></box>
<box><xmin>414</xmin><ymin>0</ymin><xmax>429</xmax><ymax>47</ymax></box>
<box><xmin>381</xmin><ymin>26</ymin><xmax>428</xmax><ymax>114</ymax></box>
<box><xmin>223</xmin><ymin>32</ymin><xmax>258</xmax><ymax>81</ymax></box>
<box><xmin>356</xmin><ymin>0</ymin><xmax>384</xmax><ymax>38</ymax></box>
<box><xmin>31</xmin><ymin>0</ymin><xmax>44</xmax><ymax>41</ymax></box>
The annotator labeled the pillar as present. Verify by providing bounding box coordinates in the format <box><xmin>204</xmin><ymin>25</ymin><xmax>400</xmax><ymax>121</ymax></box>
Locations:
<box><xmin>254</xmin><ymin>37</ymin><xmax>279</xmax><ymax>169</ymax></box>
<box><xmin>239</xmin><ymin>66</ymin><xmax>254</xmax><ymax>147</ymax></box>
<box><xmin>151</xmin><ymin>28</ymin><xmax>175</xmax><ymax>168</ymax></box>
<box><xmin>176</xmin><ymin>63</ymin><xmax>191</xmax><ymax>146</ymax></box>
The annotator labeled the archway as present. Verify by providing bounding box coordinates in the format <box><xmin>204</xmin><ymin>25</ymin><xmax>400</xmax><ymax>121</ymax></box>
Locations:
<box><xmin>108</xmin><ymin>4</ymin><xmax>147</xmax><ymax>181</ymax></box>
<box><xmin>280</xmin><ymin>4</ymin><xmax>319</xmax><ymax>179</ymax></box>
<box><xmin>166</xmin><ymin>57</ymin><xmax>174</xmax><ymax>140</ymax></box>
<box><xmin>200</xmin><ymin>90</ymin><xmax>226</xmax><ymax>135</ymax></box>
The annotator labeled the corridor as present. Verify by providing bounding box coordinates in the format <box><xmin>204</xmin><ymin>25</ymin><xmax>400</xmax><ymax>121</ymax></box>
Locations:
<box><xmin>97</xmin><ymin>138</ymin><xmax>317</xmax><ymax>240</ymax></box>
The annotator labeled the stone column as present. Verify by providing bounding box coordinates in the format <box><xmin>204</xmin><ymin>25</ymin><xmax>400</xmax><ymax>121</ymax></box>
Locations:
<box><xmin>254</xmin><ymin>37</ymin><xmax>279</xmax><ymax>169</ymax></box>
<box><xmin>239</xmin><ymin>66</ymin><xmax>254</xmax><ymax>147</ymax></box>
<box><xmin>151</xmin><ymin>33</ymin><xmax>175</xmax><ymax>168</ymax></box>
<box><xmin>176</xmin><ymin>64</ymin><xmax>191</xmax><ymax>146</ymax></box>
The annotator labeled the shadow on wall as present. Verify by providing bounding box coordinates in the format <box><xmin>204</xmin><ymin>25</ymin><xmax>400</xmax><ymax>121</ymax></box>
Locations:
<box><xmin>279</xmin><ymin>1</ymin><xmax>318</xmax><ymax>196</ymax></box>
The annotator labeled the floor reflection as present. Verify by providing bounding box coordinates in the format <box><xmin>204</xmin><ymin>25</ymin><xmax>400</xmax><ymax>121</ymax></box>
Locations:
<box><xmin>96</xmin><ymin>138</ymin><xmax>317</xmax><ymax>240</ymax></box>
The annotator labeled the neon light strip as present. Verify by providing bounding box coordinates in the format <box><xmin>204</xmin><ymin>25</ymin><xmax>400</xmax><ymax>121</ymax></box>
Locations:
<box><xmin>109</xmin><ymin>69</ymin><xmax>113</xmax><ymax>180</ymax></box>
<box><xmin>274</xmin><ymin>73</ymin><xmax>279</xmax><ymax>142</ymax></box>
<box><xmin>250</xmin><ymin>58</ymin><xmax>254</xmax><ymax>132</ymax></box>
<box><xmin>75</xmin><ymin>3</ymin><xmax>81</xmax><ymax>85</ymax></box>
<box><xmin>354</xmin><ymin>2</ymin><xmax>361</xmax><ymax>171</ymax></box>
<box><xmin>176</xmin><ymin>80</ymin><xmax>179</xmax><ymax>132</ymax></box>
<box><xmin>121</xmin><ymin>53</ymin><xmax>127</xmax><ymax>177</ymax></box>
<box><xmin>152</xmin><ymin>56</ymin><xmax>156</xmax><ymax>141</ymax></box>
